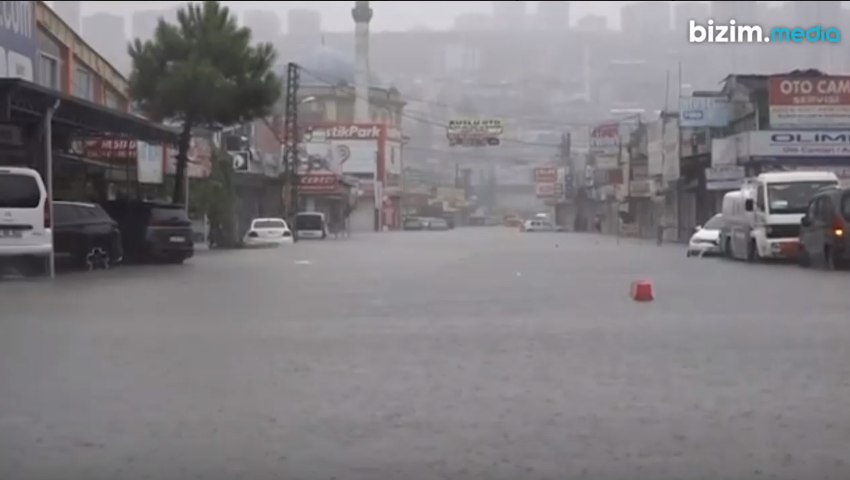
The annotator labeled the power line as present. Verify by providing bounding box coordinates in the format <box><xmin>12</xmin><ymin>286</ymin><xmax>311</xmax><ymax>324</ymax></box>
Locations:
<box><xmin>296</xmin><ymin>64</ymin><xmax>563</xmax><ymax>149</ymax></box>
<box><xmin>297</xmin><ymin>64</ymin><xmax>646</xmax><ymax>132</ymax></box>
<box><xmin>403</xmin><ymin>145</ymin><xmax>558</xmax><ymax>164</ymax></box>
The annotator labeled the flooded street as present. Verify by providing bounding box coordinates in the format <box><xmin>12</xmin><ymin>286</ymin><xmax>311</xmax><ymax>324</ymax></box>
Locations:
<box><xmin>3</xmin><ymin>229</ymin><xmax>850</xmax><ymax>479</ymax></box>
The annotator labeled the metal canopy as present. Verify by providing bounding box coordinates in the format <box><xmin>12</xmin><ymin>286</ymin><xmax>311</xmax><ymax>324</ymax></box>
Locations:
<box><xmin>0</xmin><ymin>78</ymin><xmax>179</xmax><ymax>144</ymax></box>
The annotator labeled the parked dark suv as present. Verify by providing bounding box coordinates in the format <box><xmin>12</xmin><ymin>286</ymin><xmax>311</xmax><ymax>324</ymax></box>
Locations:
<box><xmin>799</xmin><ymin>186</ymin><xmax>850</xmax><ymax>270</ymax></box>
<box><xmin>53</xmin><ymin>201</ymin><xmax>123</xmax><ymax>270</ymax></box>
<box><xmin>103</xmin><ymin>200</ymin><xmax>194</xmax><ymax>264</ymax></box>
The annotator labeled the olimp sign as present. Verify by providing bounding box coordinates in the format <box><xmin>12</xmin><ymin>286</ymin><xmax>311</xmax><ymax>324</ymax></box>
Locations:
<box><xmin>747</xmin><ymin>130</ymin><xmax>850</xmax><ymax>164</ymax></box>
<box><xmin>0</xmin><ymin>1</ymin><xmax>36</xmax><ymax>82</ymax></box>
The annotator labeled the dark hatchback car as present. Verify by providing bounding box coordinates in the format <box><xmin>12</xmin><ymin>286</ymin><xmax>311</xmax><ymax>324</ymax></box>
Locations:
<box><xmin>53</xmin><ymin>201</ymin><xmax>123</xmax><ymax>270</ymax></box>
<box><xmin>799</xmin><ymin>186</ymin><xmax>850</xmax><ymax>270</ymax></box>
<box><xmin>103</xmin><ymin>200</ymin><xmax>194</xmax><ymax>264</ymax></box>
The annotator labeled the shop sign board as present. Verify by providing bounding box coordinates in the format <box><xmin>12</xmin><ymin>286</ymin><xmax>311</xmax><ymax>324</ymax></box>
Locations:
<box><xmin>299</xmin><ymin>172</ymin><xmax>340</xmax><ymax>194</ymax></box>
<box><xmin>679</xmin><ymin>96</ymin><xmax>731</xmax><ymax>127</ymax></box>
<box><xmin>590</xmin><ymin>122</ymin><xmax>619</xmax><ymax>156</ymax></box>
<box><xmin>446</xmin><ymin>119</ymin><xmax>502</xmax><ymax>147</ymax></box>
<box><xmin>705</xmin><ymin>165</ymin><xmax>746</xmax><ymax>191</ymax></box>
<box><xmin>745</xmin><ymin>130</ymin><xmax>850</xmax><ymax>161</ymax></box>
<box><xmin>533</xmin><ymin>167</ymin><xmax>558</xmax><ymax>183</ymax></box>
<box><xmin>769</xmin><ymin>76</ymin><xmax>850</xmax><ymax>128</ymax></box>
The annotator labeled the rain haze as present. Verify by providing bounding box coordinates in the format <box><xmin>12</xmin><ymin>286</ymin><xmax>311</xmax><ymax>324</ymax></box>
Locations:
<box><xmin>3</xmin><ymin>1</ymin><xmax>850</xmax><ymax>479</ymax></box>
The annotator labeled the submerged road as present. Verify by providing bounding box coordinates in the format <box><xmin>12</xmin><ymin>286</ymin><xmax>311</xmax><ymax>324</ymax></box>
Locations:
<box><xmin>2</xmin><ymin>228</ymin><xmax>850</xmax><ymax>480</ymax></box>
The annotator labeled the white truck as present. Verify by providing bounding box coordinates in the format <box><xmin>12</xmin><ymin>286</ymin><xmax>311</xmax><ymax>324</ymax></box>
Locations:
<box><xmin>726</xmin><ymin>171</ymin><xmax>839</xmax><ymax>261</ymax></box>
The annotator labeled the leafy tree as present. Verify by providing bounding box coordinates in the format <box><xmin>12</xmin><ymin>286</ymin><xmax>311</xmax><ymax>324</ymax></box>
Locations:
<box><xmin>191</xmin><ymin>148</ymin><xmax>238</xmax><ymax>248</ymax></box>
<box><xmin>128</xmin><ymin>0</ymin><xmax>282</xmax><ymax>204</ymax></box>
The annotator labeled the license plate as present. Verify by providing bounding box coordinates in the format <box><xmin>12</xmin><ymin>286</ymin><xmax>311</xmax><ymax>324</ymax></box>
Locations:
<box><xmin>0</xmin><ymin>230</ymin><xmax>22</xmax><ymax>238</ymax></box>
<box><xmin>169</xmin><ymin>236</ymin><xmax>185</xmax><ymax>243</ymax></box>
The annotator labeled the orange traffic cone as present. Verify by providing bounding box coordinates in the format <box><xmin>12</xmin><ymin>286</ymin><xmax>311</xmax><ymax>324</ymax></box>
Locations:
<box><xmin>630</xmin><ymin>280</ymin><xmax>654</xmax><ymax>302</ymax></box>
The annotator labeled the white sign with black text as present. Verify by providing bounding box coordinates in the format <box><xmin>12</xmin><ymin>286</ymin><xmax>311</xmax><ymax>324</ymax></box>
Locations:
<box><xmin>744</xmin><ymin>131</ymin><xmax>850</xmax><ymax>159</ymax></box>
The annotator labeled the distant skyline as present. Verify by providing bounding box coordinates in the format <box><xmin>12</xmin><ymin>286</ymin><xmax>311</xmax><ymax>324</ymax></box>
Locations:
<box><xmin>55</xmin><ymin>1</ymin><xmax>655</xmax><ymax>33</ymax></box>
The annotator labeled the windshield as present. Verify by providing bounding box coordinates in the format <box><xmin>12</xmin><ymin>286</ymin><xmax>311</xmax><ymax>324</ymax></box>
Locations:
<box><xmin>253</xmin><ymin>220</ymin><xmax>286</xmax><ymax>229</ymax></box>
<box><xmin>295</xmin><ymin>214</ymin><xmax>323</xmax><ymax>230</ymax></box>
<box><xmin>766</xmin><ymin>182</ymin><xmax>837</xmax><ymax>214</ymax></box>
<box><xmin>0</xmin><ymin>174</ymin><xmax>40</xmax><ymax>208</ymax></box>
<box><xmin>703</xmin><ymin>215</ymin><xmax>723</xmax><ymax>230</ymax></box>
<box><xmin>151</xmin><ymin>206</ymin><xmax>188</xmax><ymax>220</ymax></box>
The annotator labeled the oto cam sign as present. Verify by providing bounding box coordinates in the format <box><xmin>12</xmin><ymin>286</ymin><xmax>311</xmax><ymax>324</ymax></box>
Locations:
<box><xmin>769</xmin><ymin>75</ymin><xmax>850</xmax><ymax>128</ymax></box>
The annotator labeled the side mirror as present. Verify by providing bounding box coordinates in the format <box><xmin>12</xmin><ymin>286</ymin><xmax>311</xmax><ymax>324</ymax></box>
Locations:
<box><xmin>744</xmin><ymin>199</ymin><xmax>754</xmax><ymax>212</ymax></box>
<box><xmin>694</xmin><ymin>225</ymin><xmax>702</xmax><ymax>231</ymax></box>
<box><xmin>801</xmin><ymin>216</ymin><xmax>812</xmax><ymax>227</ymax></box>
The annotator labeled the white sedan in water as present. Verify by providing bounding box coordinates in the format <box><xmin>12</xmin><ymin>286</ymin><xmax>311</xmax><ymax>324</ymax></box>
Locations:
<box><xmin>243</xmin><ymin>218</ymin><xmax>293</xmax><ymax>247</ymax></box>
<box><xmin>686</xmin><ymin>214</ymin><xmax>724</xmax><ymax>257</ymax></box>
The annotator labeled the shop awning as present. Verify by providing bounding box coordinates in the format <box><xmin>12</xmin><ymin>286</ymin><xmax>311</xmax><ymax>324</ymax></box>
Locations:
<box><xmin>0</xmin><ymin>79</ymin><xmax>179</xmax><ymax>144</ymax></box>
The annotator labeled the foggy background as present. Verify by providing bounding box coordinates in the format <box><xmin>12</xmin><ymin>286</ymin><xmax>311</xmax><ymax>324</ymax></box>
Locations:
<box><xmin>48</xmin><ymin>0</ymin><xmax>850</xmax><ymax>198</ymax></box>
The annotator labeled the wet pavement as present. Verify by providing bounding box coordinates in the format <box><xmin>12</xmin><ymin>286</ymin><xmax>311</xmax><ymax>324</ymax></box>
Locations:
<box><xmin>2</xmin><ymin>228</ymin><xmax>850</xmax><ymax>480</ymax></box>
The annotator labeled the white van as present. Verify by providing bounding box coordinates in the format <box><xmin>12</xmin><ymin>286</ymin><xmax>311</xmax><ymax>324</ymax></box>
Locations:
<box><xmin>729</xmin><ymin>171</ymin><xmax>839</xmax><ymax>261</ymax></box>
<box><xmin>294</xmin><ymin>212</ymin><xmax>328</xmax><ymax>240</ymax></box>
<box><xmin>0</xmin><ymin>167</ymin><xmax>52</xmax><ymax>261</ymax></box>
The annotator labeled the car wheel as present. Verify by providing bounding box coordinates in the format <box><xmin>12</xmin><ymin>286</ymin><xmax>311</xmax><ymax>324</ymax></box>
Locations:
<box><xmin>84</xmin><ymin>246</ymin><xmax>111</xmax><ymax>271</ymax></box>
<box><xmin>798</xmin><ymin>245</ymin><xmax>810</xmax><ymax>267</ymax></box>
<box><xmin>725</xmin><ymin>238</ymin><xmax>733</xmax><ymax>259</ymax></box>
<box><xmin>747</xmin><ymin>240</ymin><xmax>759</xmax><ymax>263</ymax></box>
<box><xmin>824</xmin><ymin>247</ymin><xmax>845</xmax><ymax>271</ymax></box>
<box><xmin>686</xmin><ymin>251</ymin><xmax>692</xmax><ymax>258</ymax></box>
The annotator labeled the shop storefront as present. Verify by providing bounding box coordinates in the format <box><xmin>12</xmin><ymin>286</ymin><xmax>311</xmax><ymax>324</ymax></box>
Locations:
<box><xmin>0</xmin><ymin>79</ymin><xmax>178</xmax><ymax>195</ymax></box>
<box><xmin>299</xmin><ymin>171</ymin><xmax>357</xmax><ymax>232</ymax></box>
<box><xmin>302</xmin><ymin>123</ymin><xmax>404</xmax><ymax>232</ymax></box>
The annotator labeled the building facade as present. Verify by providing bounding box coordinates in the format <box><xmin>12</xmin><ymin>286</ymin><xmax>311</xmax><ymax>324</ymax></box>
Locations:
<box><xmin>294</xmin><ymin>46</ymin><xmax>406</xmax><ymax>232</ymax></box>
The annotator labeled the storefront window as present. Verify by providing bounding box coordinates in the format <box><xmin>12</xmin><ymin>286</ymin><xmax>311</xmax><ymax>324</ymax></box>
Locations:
<box><xmin>74</xmin><ymin>67</ymin><xmax>97</xmax><ymax>101</ymax></box>
<box><xmin>38</xmin><ymin>54</ymin><xmax>59</xmax><ymax>90</ymax></box>
<box><xmin>104</xmin><ymin>88</ymin><xmax>122</xmax><ymax>110</ymax></box>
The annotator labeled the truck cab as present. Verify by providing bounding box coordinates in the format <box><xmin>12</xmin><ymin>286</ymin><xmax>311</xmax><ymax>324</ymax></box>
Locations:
<box><xmin>735</xmin><ymin>171</ymin><xmax>839</xmax><ymax>261</ymax></box>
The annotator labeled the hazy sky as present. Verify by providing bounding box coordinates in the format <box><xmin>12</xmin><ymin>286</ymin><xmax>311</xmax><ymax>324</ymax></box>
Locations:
<box><xmin>69</xmin><ymin>1</ymin><xmax>641</xmax><ymax>32</ymax></box>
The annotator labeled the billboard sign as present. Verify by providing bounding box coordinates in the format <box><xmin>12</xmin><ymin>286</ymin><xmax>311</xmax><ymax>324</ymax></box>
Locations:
<box><xmin>447</xmin><ymin>119</ymin><xmax>503</xmax><ymax>147</ymax></box>
<box><xmin>769</xmin><ymin>76</ymin><xmax>850</xmax><ymax>128</ymax></box>
<box><xmin>589</xmin><ymin>123</ymin><xmax>620</xmax><ymax>157</ymax></box>
<box><xmin>330</xmin><ymin>139</ymin><xmax>378</xmax><ymax>175</ymax></box>
<box><xmin>535</xmin><ymin>182</ymin><xmax>562</xmax><ymax>198</ymax></box>
<box><xmin>533</xmin><ymin>166</ymin><xmax>558</xmax><ymax>184</ymax></box>
<box><xmin>744</xmin><ymin>130</ymin><xmax>850</xmax><ymax>164</ymax></box>
<box><xmin>679</xmin><ymin>96</ymin><xmax>731</xmax><ymax>127</ymax></box>
<box><xmin>0</xmin><ymin>1</ymin><xmax>35</xmax><ymax>82</ymax></box>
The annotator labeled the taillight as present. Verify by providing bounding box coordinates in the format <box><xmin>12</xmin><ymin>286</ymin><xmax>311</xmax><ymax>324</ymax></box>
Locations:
<box><xmin>44</xmin><ymin>202</ymin><xmax>51</xmax><ymax>228</ymax></box>
<box><xmin>248</xmin><ymin>231</ymin><xmax>258</xmax><ymax>238</ymax></box>
<box><xmin>834</xmin><ymin>217</ymin><xmax>844</xmax><ymax>237</ymax></box>
<box><xmin>282</xmin><ymin>231</ymin><xmax>292</xmax><ymax>237</ymax></box>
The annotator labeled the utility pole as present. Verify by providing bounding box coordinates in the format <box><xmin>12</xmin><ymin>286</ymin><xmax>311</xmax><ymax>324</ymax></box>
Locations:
<box><xmin>283</xmin><ymin>62</ymin><xmax>300</xmax><ymax>242</ymax></box>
